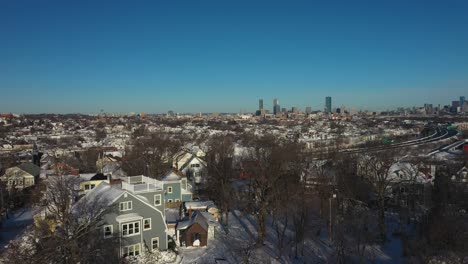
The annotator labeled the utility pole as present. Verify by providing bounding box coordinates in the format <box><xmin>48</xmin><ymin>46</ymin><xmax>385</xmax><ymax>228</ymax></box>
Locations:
<box><xmin>329</xmin><ymin>192</ymin><xmax>337</xmax><ymax>243</ymax></box>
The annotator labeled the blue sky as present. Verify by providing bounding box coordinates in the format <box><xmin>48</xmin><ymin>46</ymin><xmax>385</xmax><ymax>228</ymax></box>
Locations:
<box><xmin>1</xmin><ymin>0</ymin><xmax>467</xmax><ymax>113</ymax></box>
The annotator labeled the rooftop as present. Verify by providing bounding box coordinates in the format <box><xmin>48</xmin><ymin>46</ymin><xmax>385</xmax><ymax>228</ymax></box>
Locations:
<box><xmin>121</xmin><ymin>175</ymin><xmax>163</xmax><ymax>193</ymax></box>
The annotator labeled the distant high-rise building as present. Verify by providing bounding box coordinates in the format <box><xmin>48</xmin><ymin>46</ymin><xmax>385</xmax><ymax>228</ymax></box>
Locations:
<box><xmin>325</xmin><ymin>96</ymin><xmax>332</xmax><ymax>113</ymax></box>
<box><xmin>259</xmin><ymin>99</ymin><xmax>264</xmax><ymax>110</ymax></box>
<box><xmin>424</xmin><ymin>104</ymin><xmax>433</xmax><ymax>115</ymax></box>
<box><xmin>273</xmin><ymin>98</ymin><xmax>280</xmax><ymax>115</ymax></box>
<box><xmin>291</xmin><ymin>106</ymin><xmax>298</xmax><ymax>113</ymax></box>
<box><xmin>306</xmin><ymin>107</ymin><xmax>312</xmax><ymax>114</ymax></box>
<box><xmin>461</xmin><ymin>96</ymin><xmax>466</xmax><ymax>112</ymax></box>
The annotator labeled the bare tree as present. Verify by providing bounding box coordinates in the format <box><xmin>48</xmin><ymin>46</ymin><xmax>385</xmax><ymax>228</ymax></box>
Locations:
<box><xmin>122</xmin><ymin>132</ymin><xmax>184</xmax><ymax>178</ymax></box>
<box><xmin>358</xmin><ymin>151</ymin><xmax>398</xmax><ymax>241</ymax></box>
<box><xmin>205</xmin><ymin>134</ymin><xmax>235</xmax><ymax>234</ymax></box>
<box><xmin>2</xmin><ymin>175</ymin><xmax>119</xmax><ymax>264</ymax></box>
<box><xmin>31</xmin><ymin>175</ymin><xmax>120</xmax><ymax>263</ymax></box>
<box><xmin>243</xmin><ymin>134</ymin><xmax>303</xmax><ymax>246</ymax></box>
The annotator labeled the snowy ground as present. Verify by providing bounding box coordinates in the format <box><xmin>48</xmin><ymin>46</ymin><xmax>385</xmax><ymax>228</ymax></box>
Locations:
<box><xmin>176</xmin><ymin>210</ymin><xmax>333</xmax><ymax>263</ymax></box>
<box><xmin>175</xmin><ymin>210</ymin><xmax>407</xmax><ymax>264</ymax></box>
<box><xmin>0</xmin><ymin>207</ymin><xmax>34</xmax><ymax>251</ymax></box>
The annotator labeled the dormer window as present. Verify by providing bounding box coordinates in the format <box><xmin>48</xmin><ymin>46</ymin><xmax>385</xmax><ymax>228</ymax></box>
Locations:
<box><xmin>167</xmin><ymin>186</ymin><xmax>173</xmax><ymax>193</ymax></box>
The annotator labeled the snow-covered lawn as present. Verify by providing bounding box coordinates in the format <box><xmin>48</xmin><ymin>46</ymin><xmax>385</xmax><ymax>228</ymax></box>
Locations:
<box><xmin>176</xmin><ymin>210</ymin><xmax>334</xmax><ymax>263</ymax></box>
<box><xmin>0</xmin><ymin>207</ymin><xmax>34</xmax><ymax>251</ymax></box>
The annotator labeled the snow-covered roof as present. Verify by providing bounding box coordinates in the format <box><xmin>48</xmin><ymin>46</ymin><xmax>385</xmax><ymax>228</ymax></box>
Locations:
<box><xmin>161</xmin><ymin>170</ymin><xmax>183</xmax><ymax>181</ymax></box>
<box><xmin>116</xmin><ymin>213</ymin><xmax>143</xmax><ymax>223</ymax></box>
<box><xmin>79</xmin><ymin>173</ymin><xmax>96</xmax><ymax>181</ymax></box>
<box><xmin>176</xmin><ymin>211</ymin><xmax>208</xmax><ymax>231</ymax></box>
<box><xmin>184</xmin><ymin>200</ymin><xmax>216</xmax><ymax>211</ymax></box>
<box><xmin>76</xmin><ymin>182</ymin><xmax>125</xmax><ymax>209</ymax></box>
<box><xmin>388</xmin><ymin>162</ymin><xmax>433</xmax><ymax>184</ymax></box>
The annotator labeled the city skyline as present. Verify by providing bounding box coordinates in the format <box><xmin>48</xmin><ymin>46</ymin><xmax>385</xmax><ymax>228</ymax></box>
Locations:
<box><xmin>1</xmin><ymin>1</ymin><xmax>468</xmax><ymax>113</ymax></box>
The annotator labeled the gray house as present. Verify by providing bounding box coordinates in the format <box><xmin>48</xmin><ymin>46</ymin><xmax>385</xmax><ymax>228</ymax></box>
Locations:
<box><xmin>161</xmin><ymin>170</ymin><xmax>193</xmax><ymax>206</ymax></box>
<box><xmin>80</xmin><ymin>175</ymin><xmax>168</xmax><ymax>258</ymax></box>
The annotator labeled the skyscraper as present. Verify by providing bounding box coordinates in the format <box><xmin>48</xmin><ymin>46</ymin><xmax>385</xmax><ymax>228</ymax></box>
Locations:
<box><xmin>273</xmin><ymin>98</ymin><xmax>280</xmax><ymax>115</ymax></box>
<box><xmin>461</xmin><ymin>96</ymin><xmax>466</xmax><ymax>112</ymax></box>
<box><xmin>325</xmin><ymin>96</ymin><xmax>332</xmax><ymax>113</ymax></box>
<box><xmin>259</xmin><ymin>99</ymin><xmax>264</xmax><ymax>111</ymax></box>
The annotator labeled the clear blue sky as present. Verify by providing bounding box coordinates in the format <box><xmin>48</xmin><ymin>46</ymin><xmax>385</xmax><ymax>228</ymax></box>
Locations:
<box><xmin>1</xmin><ymin>0</ymin><xmax>467</xmax><ymax>114</ymax></box>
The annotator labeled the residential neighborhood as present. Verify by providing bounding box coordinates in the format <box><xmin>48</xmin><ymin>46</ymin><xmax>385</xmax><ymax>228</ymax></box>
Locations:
<box><xmin>0</xmin><ymin>111</ymin><xmax>467</xmax><ymax>263</ymax></box>
<box><xmin>2</xmin><ymin>1</ymin><xmax>468</xmax><ymax>263</ymax></box>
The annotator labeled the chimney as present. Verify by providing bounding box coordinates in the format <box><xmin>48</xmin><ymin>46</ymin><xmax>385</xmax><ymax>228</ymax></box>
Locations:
<box><xmin>188</xmin><ymin>206</ymin><xmax>193</xmax><ymax>220</ymax></box>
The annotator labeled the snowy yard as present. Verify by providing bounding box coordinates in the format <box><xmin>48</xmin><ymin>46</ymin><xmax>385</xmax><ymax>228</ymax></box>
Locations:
<box><xmin>0</xmin><ymin>207</ymin><xmax>34</xmax><ymax>251</ymax></box>
<box><xmin>175</xmin><ymin>210</ymin><xmax>407</xmax><ymax>263</ymax></box>
<box><xmin>176</xmin><ymin>210</ymin><xmax>333</xmax><ymax>263</ymax></box>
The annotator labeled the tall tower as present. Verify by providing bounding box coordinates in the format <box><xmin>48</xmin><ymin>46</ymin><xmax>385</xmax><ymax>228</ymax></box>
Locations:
<box><xmin>259</xmin><ymin>99</ymin><xmax>264</xmax><ymax>111</ymax></box>
<box><xmin>273</xmin><ymin>98</ymin><xmax>280</xmax><ymax>115</ymax></box>
<box><xmin>461</xmin><ymin>96</ymin><xmax>466</xmax><ymax>112</ymax></box>
<box><xmin>325</xmin><ymin>96</ymin><xmax>332</xmax><ymax>113</ymax></box>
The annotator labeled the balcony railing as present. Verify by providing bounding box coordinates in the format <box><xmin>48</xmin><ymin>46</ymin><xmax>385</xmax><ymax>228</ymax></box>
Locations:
<box><xmin>121</xmin><ymin>175</ymin><xmax>163</xmax><ymax>193</ymax></box>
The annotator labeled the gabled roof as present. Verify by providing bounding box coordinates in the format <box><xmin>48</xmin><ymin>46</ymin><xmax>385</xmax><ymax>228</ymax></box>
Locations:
<box><xmin>76</xmin><ymin>182</ymin><xmax>169</xmax><ymax>232</ymax></box>
<box><xmin>17</xmin><ymin>162</ymin><xmax>40</xmax><ymax>177</ymax></box>
<box><xmin>176</xmin><ymin>211</ymin><xmax>208</xmax><ymax>231</ymax></box>
<box><xmin>161</xmin><ymin>170</ymin><xmax>184</xmax><ymax>181</ymax></box>
<box><xmin>90</xmin><ymin>173</ymin><xmax>107</xmax><ymax>181</ymax></box>
<box><xmin>80</xmin><ymin>182</ymin><xmax>125</xmax><ymax>207</ymax></box>
<box><xmin>456</xmin><ymin>166</ymin><xmax>468</xmax><ymax>175</ymax></box>
<box><xmin>179</xmin><ymin>156</ymin><xmax>207</xmax><ymax>172</ymax></box>
<box><xmin>184</xmin><ymin>201</ymin><xmax>216</xmax><ymax>211</ymax></box>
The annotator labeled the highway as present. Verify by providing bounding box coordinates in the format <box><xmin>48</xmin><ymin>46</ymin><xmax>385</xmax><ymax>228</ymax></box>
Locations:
<box><xmin>339</xmin><ymin>126</ymin><xmax>459</xmax><ymax>154</ymax></box>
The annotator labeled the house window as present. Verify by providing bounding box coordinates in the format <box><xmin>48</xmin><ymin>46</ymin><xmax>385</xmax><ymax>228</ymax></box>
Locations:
<box><xmin>151</xmin><ymin>237</ymin><xmax>159</xmax><ymax>251</ymax></box>
<box><xmin>168</xmin><ymin>199</ymin><xmax>173</xmax><ymax>203</ymax></box>
<box><xmin>103</xmin><ymin>225</ymin><xmax>113</xmax><ymax>238</ymax></box>
<box><xmin>122</xmin><ymin>221</ymin><xmax>140</xmax><ymax>237</ymax></box>
<box><xmin>143</xmin><ymin>218</ymin><xmax>151</xmax><ymax>230</ymax></box>
<box><xmin>119</xmin><ymin>201</ymin><xmax>132</xmax><ymax>211</ymax></box>
<box><xmin>154</xmin><ymin>194</ymin><xmax>161</xmax><ymax>206</ymax></box>
<box><xmin>190</xmin><ymin>164</ymin><xmax>200</xmax><ymax>168</ymax></box>
<box><xmin>91</xmin><ymin>184</ymin><xmax>96</xmax><ymax>189</ymax></box>
<box><xmin>167</xmin><ymin>186</ymin><xmax>173</xmax><ymax>193</ymax></box>
<box><xmin>122</xmin><ymin>243</ymin><xmax>140</xmax><ymax>257</ymax></box>
<box><xmin>84</xmin><ymin>184</ymin><xmax>90</xmax><ymax>190</ymax></box>
<box><xmin>175</xmin><ymin>199</ymin><xmax>180</xmax><ymax>202</ymax></box>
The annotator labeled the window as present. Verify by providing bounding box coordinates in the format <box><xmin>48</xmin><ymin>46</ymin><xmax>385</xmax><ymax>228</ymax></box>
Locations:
<box><xmin>151</xmin><ymin>237</ymin><xmax>159</xmax><ymax>251</ymax></box>
<box><xmin>175</xmin><ymin>199</ymin><xmax>180</xmax><ymax>202</ymax></box>
<box><xmin>167</xmin><ymin>186</ymin><xmax>173</xmax><ymax>193</ymax></box>
<box><xmin>143</xmin><ymin>218</ymin><xmax>151</xmax><ymax>230</ymax></box>
<box><xmin>190</xmin><ymin>163</ymin><xmax>200</xmax><ymax>168</ymax></box>
<box><xmin>119</xmin><ymin>201</ymin><xmax>132</xmax><ymax>211</ymax></box>
<box><xmin>103</xmin><ymin>225</ymin><xmax>113</xmax><ymax>238</ymax></box>
<box><xmin>122</xmin><ymin>243</ymin><xmax>140</xmax><ymax>257</ymax></box>
<box><xmin>168</xmin><ymin>199</ymin><xmax>173</xmax><ymax>203</ymax></box>
<box><xmin>154</xmin><ymin>194</ymin><xmax>161</xmax><ymax>206</ymax></box>
<box><xmin>90</xmin><ymin>184</ymin><xmax>96</xmax><ymax>189</ymax></box>
<box><xmin>122</xmin><ymin>221</ymin><xmax>140</xmax><ymax>237</ymax></box>
<box><xmin>84</xmin><ymin>184</ymin><xmax>90</xmax><ymax>190</ymax></box>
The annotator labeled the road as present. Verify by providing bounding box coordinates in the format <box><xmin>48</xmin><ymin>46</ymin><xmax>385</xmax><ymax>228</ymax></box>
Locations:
<box><xmin>339</xmin><ymin>126</ymin><xmax>458</xmax><ymax>154</ymax></box>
